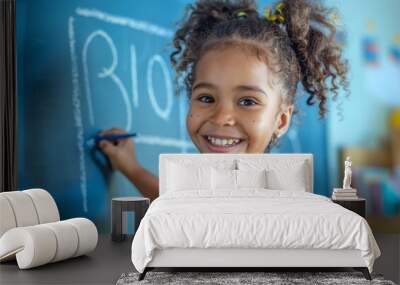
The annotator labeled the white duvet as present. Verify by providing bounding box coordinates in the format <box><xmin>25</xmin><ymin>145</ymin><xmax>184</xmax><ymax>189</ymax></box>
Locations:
<box><xmin>131</xmin><ymin>189</ymin><xmax>381</xmax><ymax>273</ymax></box>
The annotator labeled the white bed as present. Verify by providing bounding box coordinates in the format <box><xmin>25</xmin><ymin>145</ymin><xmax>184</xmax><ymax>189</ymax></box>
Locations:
<box><xmin>131</xmin><ymin>154</ymin><xmax>381</xmax><ymax>281</ymax></box>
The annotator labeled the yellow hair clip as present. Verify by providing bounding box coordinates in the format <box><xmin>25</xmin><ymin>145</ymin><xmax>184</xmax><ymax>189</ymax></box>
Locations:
<box><xmin>264</xmin><ymin>2</ymin><xmax>285</xmax><ymax>24</ymax></box>
<box><xmin>236</xmin><ymin>11</ymin><xmax>248</xmax><ymax>18</ymax></box>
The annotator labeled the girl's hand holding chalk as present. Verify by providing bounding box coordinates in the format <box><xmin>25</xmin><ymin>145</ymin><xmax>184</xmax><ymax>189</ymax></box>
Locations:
<box><xmin>96</xmin><ymin>128</ymin><xmax>140</xmax><ymax>174</ymax></box>
<box><xmin>86</xmin><ymin>132</ymin><xmax>137</xmax><ymax>147</ymax></box>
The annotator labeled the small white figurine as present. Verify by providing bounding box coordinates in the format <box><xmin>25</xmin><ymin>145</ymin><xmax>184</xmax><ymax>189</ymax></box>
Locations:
<box><xmin>342</xmin><ymin>156</ymin><xmax>352</xmax><ymax>189</ymax></box>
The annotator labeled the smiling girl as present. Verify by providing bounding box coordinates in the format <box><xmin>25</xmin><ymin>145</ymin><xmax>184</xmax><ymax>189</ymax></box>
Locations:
<box><xmin>99</xmin><ymin>0</ymin><xmax>348</xmax><ymax>201</ymax></box>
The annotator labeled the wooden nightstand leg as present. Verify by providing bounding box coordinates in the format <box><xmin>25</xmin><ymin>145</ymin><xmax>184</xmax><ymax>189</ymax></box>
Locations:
<box><xmin>111</xmin><ymin>201</ymin><xmax>123</xmax><ymax>242</ymax></box>
<box><xmin>354</xmin><ymin>267</ymin><xmax>372</xmax><ymax>280</ymax></box>
<box><xmin>133</xmin><ymin>201</ymin><xmax>150</xmax><ymax>234</ymax></box>
<box><xmin>134</xmin><ymin>205</ymin><xmax>142</xmax><ymax>234</ymax></box>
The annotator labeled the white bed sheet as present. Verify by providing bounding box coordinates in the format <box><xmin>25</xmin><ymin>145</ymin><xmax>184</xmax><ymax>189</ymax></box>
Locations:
<box><xmin>131</xmin><ymin>189</ymin><xmax>380</xmax><ymax>273</ymax></box>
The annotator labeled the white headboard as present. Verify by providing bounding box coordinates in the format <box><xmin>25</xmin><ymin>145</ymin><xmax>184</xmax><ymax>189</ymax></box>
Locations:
<box><xmin>159</xmin><ymin>153</ymin><xmax>314</xmax><ymax>195</ymax></box>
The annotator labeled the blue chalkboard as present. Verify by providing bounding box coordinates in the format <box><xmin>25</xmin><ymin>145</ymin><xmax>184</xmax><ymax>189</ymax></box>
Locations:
<box><xmin>17</xmin><ymin>0</ymin><xmax>328</xmax><ymax>233</ymax></box>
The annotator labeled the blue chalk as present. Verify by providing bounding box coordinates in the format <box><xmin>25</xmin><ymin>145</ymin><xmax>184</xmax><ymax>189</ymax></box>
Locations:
<box><xmin>86</xmin><ymin>133</ymin><xmax>137</xmax><ymax>147</ymax></box>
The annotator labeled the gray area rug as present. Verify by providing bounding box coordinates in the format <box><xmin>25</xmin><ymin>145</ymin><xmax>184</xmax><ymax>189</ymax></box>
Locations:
<box><xmin>116</xmin><ymin>271</ymin><xmax>396</xmax><ymax>285</ymax></box>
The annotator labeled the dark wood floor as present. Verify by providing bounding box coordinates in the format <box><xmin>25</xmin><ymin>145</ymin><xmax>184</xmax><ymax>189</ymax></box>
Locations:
<box><xmin>0</xmin><ymin>234</ymin><xmax>134</xmax><ymax>285</ymax></box>
<box><xmin>1</xmin><ymin>233</ymin><xmax>398</xmax><ymax>284</ymax></box>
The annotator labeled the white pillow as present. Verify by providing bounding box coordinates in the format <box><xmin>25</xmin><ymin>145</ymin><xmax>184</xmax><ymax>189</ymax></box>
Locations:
<box><xmin>237</xmin><ymin>159</ymin><xmax>309</xmax><ymax>191</ymax></box>
<box><xmin>265</xmin><ymin>161</ymin><xmax>308</xmax><ymax>191</ymax></box>
<box><xmin>167</xmin><ymin>162</ymin><xmax>212</xmax><ymax>191</ymax></box>
<box><xmin>236</xmin><ymin>169</ymin><xmax>267</xmax><ymax>188</ymax></box>
<box><xmin>212</xmin><ymin>168</ymin><xmax>237</xmax><ymax>190</ymax></box>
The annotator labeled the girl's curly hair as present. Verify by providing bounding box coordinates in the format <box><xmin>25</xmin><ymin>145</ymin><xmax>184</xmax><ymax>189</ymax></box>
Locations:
<box><xmin>170</xmin><ymin>0</ymin><xmax>349</xmax><ymax>151</ymax></box>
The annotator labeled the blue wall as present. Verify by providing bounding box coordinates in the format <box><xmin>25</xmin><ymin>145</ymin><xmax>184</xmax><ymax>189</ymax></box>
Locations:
<box><xmin>17</xmin><ymin>0</ymin><xmax>329</xmax><ymax>232</ymax></box>
<box><xmin>17</xmin><ymin>0</ymin><xmax>194</xmax><ymax>232</ymax></box>
<box><xmin>326</xmin><ymin>0</ymin><xmax>400</xmax><ymax>191</ymax></box>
